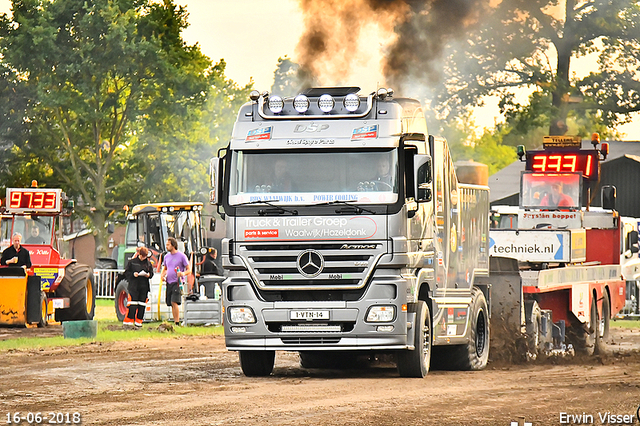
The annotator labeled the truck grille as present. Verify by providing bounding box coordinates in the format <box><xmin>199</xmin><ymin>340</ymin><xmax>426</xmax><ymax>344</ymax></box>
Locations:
<box><xmin>281</xmin><ymin>336</ymin><xmax>342</xmax><ymax>345</ymax></box>
<box><xmin>236</xmin><ymin>242</ymin><xmax>385</xmax><ymax>290</ymax></box>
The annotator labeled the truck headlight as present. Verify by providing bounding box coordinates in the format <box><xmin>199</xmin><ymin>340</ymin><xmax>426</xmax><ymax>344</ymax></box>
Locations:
<box><xmin>366</xmin><ymin>306</ymin><xmax>395</xmax><ymax>322</ymax></box>
<box><xmin>228</xmin><ymin>307</ymin><xmax>256</xmax><ymax>324</ymax></box>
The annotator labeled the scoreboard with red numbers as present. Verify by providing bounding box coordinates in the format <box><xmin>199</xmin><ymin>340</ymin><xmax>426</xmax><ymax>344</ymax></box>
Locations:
<box><xmin>5</xmin><ymin>188</ymin><xmax>62</xmax><ymax>213</ymax></box>
<box><xmin>525</xmin><ymin>150</ymin><xmax>600</xmax><ymax>181</ymax></box>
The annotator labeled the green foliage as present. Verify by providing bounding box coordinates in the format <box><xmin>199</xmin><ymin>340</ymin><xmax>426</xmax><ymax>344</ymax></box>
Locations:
<box><xmin>0</xmin><ymin>0</ymin><xmax>249</xmax><ymax>255</ymax></box>
<box><xmin>439</xmin><ymin>112</ymin><xmax>516</xmax><ymax>175</ymax></box>
<box><xmin>431</xmin><ymin>0</ymin><xmax>640</xmax><ymax>138</ymax></box>
<box><xmin>114</xmin><ymin>60</ymin><xmax>252</xmax><ymax>206</ymax></box>
<box><xmin>271</xmin><ymin>56</ymin><xmax>308</xmax><ymax>97</ymax></box>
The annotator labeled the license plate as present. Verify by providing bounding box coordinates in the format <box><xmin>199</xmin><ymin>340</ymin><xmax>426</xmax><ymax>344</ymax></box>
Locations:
<box><xmin>290</xmin><ymin>310</ymin><xmax>330</xmax><ymax>320</ymax></box>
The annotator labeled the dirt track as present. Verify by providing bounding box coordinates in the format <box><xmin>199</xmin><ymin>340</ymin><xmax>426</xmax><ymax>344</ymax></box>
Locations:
<box><xmin>1</xmin><ymin>327</ymin><xmax>640</xmax><ymax>426</ymax></box>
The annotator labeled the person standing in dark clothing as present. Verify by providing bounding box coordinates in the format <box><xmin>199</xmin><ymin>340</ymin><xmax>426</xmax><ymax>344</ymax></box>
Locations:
<box><xmin>1</xmin><ymin>233</ymin><xmax>32</xmax><ymax>268</ymax></box>
<box><xmin>201</xmin><ymin>248</ymin><xmax>224</xmax><ymax>276</ymax></box>
<box><xmin>123</xmin><ymin>246</ymin><xmax>154</xmax><ymax>328</ymax></box>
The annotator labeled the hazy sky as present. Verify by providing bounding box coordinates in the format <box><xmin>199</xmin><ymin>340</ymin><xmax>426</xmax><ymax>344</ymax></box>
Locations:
<box><xmin>0</xmin><ymin>0</ymin><xmax>637</xmax><ymax>140</ymax></box>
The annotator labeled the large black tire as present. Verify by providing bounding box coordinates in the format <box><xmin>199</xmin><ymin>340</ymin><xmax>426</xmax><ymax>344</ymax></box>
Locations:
<box><xmin>595</xmin><ymin>290</ymin><xmax>610</xmax><ymax>354</ymax></box>
<box><xmin>397</xmin><ymin>300</ymin><xmax>432</xmax><ymax>378</ymax></box>
<box><xmin>568</xmin><ymin>293</ymin><xmax>598</xmax><ymax>356</ymax></box>
<box><xmin>440</xmin><ymin>287</ymin><xmax>490</xmax><ymax>371</ymax></box>
<box><xmin>54</xmin><ymin>263</ymin><xmax>96</xmax><ymax>322</ymax></box>
<box><xmin>95</xmin><ymin>258</ymin><xmax>118</xmax><ymax>269</ymax></box>
<box><xmin>37</xmin><ymin>291</ymin><xmax>48</xmax><ymax>328</ymax></box>
<box><xmin>114</xmin><ymin>280</ymin><xmax>130</xmax><ymax>323</ymax></box>
<box><xmin>239</xmin><ymin>351</ymin><xmax>275</xmax><ymax>377</ymax></box>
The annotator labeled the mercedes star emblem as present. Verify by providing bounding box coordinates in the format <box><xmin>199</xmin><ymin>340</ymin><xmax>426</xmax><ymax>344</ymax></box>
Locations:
<box><xmin>296</xmin><ymin>249</ymin><xmax>324</xmax><ymax>278</ymax></box>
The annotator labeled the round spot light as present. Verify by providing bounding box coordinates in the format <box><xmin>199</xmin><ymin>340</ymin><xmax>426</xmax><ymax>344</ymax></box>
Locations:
<box><xmin>293</xmin><ymin>95</ymin><xmax>310</xmax><ymax>113</ymax></box>
<box><xmin>344</xmin><ymin>93</ymin><xmax>360</xmax><ymax>112</ymax></box>
<box><xmin>268</xmin><ymin>95</ymin><xmax>284</xmax><ymax>114</ymax></box>
<box><xmin>318</xmin><ymin>94</ymin><xmax>335</xmax><ymax>113</ymax></box>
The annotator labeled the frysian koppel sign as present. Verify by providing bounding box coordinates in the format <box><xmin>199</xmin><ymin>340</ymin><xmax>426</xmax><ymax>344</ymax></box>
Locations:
<box><xmin>237</xmin><ymin>215</ymin><xmax>384</xmax><ymax>241</ymax></box>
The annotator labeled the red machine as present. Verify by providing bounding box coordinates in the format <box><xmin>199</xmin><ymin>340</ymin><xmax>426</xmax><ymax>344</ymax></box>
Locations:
<box><xmin>0</xmin><ymin>186</ymin><xmax>95</xmax><ymax>326</ymax></box>
<box><xmin>489</xmin><ymin>135</ymin><xmax>625</xmax><ymax>357</ymax></box>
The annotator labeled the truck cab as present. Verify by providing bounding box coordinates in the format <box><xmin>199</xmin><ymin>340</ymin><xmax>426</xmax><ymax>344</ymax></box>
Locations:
<box><xmin>210</xmin><ymin>87</ymin><xmax>491</xmax><ymax>377</ymax></box>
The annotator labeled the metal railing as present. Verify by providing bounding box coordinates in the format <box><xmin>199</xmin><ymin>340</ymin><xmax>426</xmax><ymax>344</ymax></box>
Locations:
<box><xmin>93</xmin><ymin>269</ymin><xmax>123</xmax><ymax>299</ymax></box>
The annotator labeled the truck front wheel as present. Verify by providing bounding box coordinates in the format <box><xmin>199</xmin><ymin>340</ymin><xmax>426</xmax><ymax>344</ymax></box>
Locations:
<box><xmin>397</xmin><ymin>300</ymin><xmax>431</xmax><ymax>378</ymax></box>
<box><xmin>54</xmin><ymin>263</ymin><xmax>96</xmax><ymax>322</ymax></box>
<box><xmin>239</xmin><ymin>351</ymin><xmax>275</xmax><ymax>377</ymax></box>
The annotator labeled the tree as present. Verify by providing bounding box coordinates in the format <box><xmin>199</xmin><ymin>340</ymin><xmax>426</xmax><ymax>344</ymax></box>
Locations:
<box><xmin>118</xmin><ymin>60</ymin><xmax>252</xmax><ymax>205</ymax></box>
<box><xmin>430</xmin><ymin>0</ymin><xmax>640</xmax><ymax>139</ymax></box>
<box><xmin>271</xmin><ymin>56</ymin><xmax>312</xmax><ymax>97</ymax></box>
<box><xmin>0</xmin><ymin>0</ymin><xmax>212</xmax><ymax>256</ymax></box>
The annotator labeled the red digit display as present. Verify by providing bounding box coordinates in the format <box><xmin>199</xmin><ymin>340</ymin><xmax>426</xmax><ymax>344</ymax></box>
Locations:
<box><xmin>526</xmin><ymin>150</ymin><xmax>599</xmax><ymax>180</ymax></box>
<box><xmin>5</xmin><ymin>188</ymin><xmax>62</xmax><ymax>213</ymax></box>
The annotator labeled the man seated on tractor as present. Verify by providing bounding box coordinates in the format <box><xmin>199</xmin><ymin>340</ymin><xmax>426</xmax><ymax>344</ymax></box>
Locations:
<box><xmin>540</xmin><ymin>182</ymin><xmax>574</xmax><ymax>208</ymax></box>
<box><xmin>25</xmin><ymin>225</ymin><xmax>46</xmax><ymax>245</ymax></box>
<box><xmin>1</xmin><ymin>233</ymin><xmax>32</xmax><ymax>268</ymax></box>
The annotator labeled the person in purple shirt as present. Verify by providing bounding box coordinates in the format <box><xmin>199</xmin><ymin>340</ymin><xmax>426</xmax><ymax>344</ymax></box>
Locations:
<box><xmin>160</xmin><ymin>237</ymin><xmax>190</xmax><ymax>325</ymax></box>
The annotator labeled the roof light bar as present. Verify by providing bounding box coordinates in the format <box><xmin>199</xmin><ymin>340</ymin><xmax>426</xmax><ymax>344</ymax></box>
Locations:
<box><xmin>293</xmin><ymin>95</ymin><xmax>310</xmax><ymax>113</ymax></box>
<box><xmin>268</xmin><ymin>95</ymin><xmax>284</xmax><ymax>114</ymax></box>
<box><xmin>344</xmin><ymin>93</ymin><xmax>360</xmax><ymax>112</ymax></box>
<box><xmin>318</xmin><ymin>94</ymin><xmax>335</xmax><ymax>113</ymax></box>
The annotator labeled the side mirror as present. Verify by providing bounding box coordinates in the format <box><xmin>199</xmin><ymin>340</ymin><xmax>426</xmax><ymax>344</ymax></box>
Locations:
<box><xmin>601</xmin><ymin>185</ymin><xmax>616</xmax><ymax>210</ymax></box>
<box><xmin>209</xmin><ymin>157</ymin><xmax>222</xmax><ymax>205</ymax></box>
<box><xmin>107</xmin><ymin>223</ymin><xmax>115</xmax><ymax>234</ymax></box>
<box><xmin>209</xmin><ymin>217</ymin><xmax>216</xmax><ymax>232</ymax></box>
<box><xmin>414</xmin><ymin>155</ymin><xmax>432</xmax><ymax>203</ymax></box>
<box><xmin>628</xmin><ymin>230</ymin><xmax>639</xmax><ymax>254</ymax></box>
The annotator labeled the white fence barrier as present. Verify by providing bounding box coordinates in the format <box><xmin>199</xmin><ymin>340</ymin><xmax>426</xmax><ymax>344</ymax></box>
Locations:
<box><xmin>93</xmin><ymin>269</ymin><xmax>123</xmax><ymax>299</ymax></box>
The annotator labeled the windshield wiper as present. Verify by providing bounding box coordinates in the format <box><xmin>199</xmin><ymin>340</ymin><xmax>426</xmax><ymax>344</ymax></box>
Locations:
<box><xmin>234</xmin><ymin>199</ymin><xmax>298</xmax><ymax>216</ymax></box>
<box><xmin>309</xmin><ymin>200</ymin><xmax>376</xmax><ymax>215</ymax></box>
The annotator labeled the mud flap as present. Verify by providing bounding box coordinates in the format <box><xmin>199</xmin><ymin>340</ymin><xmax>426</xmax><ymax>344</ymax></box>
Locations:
<box><xmin>489</xmin><ymin>256</ymin><xmax>526</xmax><ymax>360</ymax></box>
<box><xmin>26</xmin><ymin>275</ymin><xmax>43</xmax><ymax>324</ymax></box>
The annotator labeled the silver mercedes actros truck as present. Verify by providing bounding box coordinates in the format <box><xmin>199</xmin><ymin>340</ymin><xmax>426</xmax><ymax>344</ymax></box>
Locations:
<box><xmin>209</xmin><ymin>87</ymin><xmax>491</xmax><ymax>377</ymax></box>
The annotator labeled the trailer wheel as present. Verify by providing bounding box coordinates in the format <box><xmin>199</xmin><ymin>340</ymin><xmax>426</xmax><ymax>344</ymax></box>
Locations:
<box><xmin>569</xmin><ymin>295</ymin><xmax>598</xmax><ymax>356</ymax></box>
<box><xmin>444</xmin><ymin>287</ymin><xmax>490</xmax><ymax>371</ymax></box>
<box><xmin>525</xmin><ymin>301</ymin><xmax>542</xmax><ymax>360</ymax></box>
<box><xmin>239</xmin><ymin>351</ymin><xmax>275</xmax><ymax>377</ymax></box>
<box><xmin>595</xmin><ymin>290</ymin><xmax>610</xmax><ymax>354</ymax></box>
<box><xmin>114</xmin><ymin>280</ymin><xmax>130</xmax><ymax>323</ymax></box>
<box><xmin>54</xmin><ymin>263</ymin><xmax>96</xmax><ymax>322</ymax></box>
<box><xmin>37</xmin><ymin>291</ymin><xmax>48</xmax><ymax>328</ymax></box>
<box><xmin>397</xmin><ymin>300</ymin><xmax>431</xmax><ymax>378</ymax></box>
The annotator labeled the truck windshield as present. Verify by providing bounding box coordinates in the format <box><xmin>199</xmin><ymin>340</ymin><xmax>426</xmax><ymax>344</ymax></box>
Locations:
<box><xmin>228</xmin><ymin>149</ymin><xmax>399</xmax><ymax>205</ymax></box>
<box><xmin>521</xmin><ymin>172</ymin><xmax>581</xmax><ymax>210</ymax></box>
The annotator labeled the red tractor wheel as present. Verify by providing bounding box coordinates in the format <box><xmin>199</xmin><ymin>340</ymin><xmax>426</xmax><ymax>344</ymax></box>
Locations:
<box><xmin>114</xmin><ymin>280</ymin><xmax>130</xmax><ymax>323</ymax></box>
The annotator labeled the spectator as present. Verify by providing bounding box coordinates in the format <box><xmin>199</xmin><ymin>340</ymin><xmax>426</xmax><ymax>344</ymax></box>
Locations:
<box><xmin>201</xmin><ymin>248</ymin><xmax>224</xmax><ymax>276</ymax></box>
<box><xmin>1</xmin><ymin>233</ymin><xmax>32</xmax><ymax>268</ymax></box>
<box><xmin>122</xmin><ymin>246</ymin><xmax>154</xmax><ymax>328</ymax></box>
<box><xmin>160</xmin><ymin>237</ymin><xmax>190</xmax><ymax>326</ymax></box>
